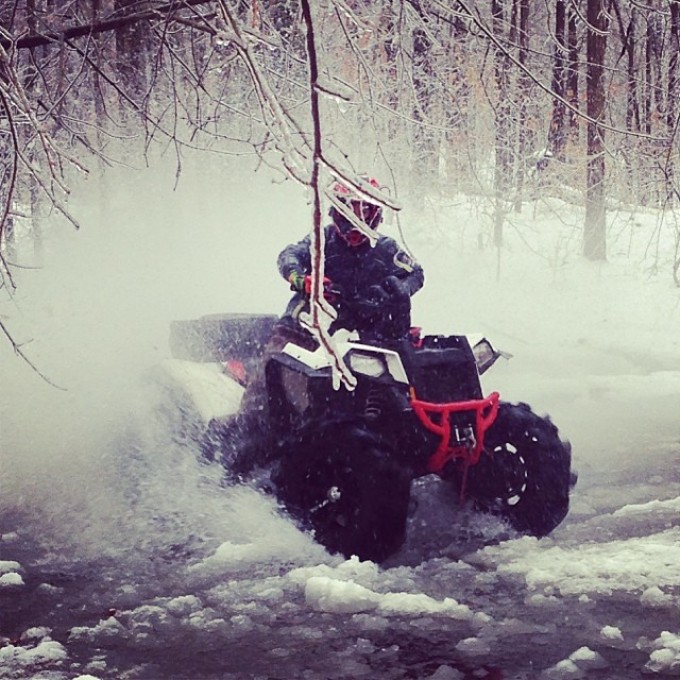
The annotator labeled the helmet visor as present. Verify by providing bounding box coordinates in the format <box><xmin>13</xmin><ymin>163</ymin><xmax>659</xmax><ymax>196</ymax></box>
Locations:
<box><xmin>351</xmin><ymin>200</ymin><xmax>381</xmax><ymax>229</ymax></box>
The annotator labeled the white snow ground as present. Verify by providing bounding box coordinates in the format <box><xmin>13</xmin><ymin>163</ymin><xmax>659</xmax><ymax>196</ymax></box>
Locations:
<box><xmin>1</xmin><ymin>167</ymin><xmax>679</xmax><ymax>679</ymax></box>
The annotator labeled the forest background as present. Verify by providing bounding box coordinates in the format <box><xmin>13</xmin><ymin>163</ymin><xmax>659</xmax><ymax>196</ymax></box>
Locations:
<box><xmin>2</xmin><ymin>0</ymin><xmax>680</xmax><ymax>376</ymax></box>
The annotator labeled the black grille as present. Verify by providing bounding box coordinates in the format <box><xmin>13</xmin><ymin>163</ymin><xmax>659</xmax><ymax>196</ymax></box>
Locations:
<box><xmin>408</xmin><ymin>336</ymin><xmax>482</xmax><ymax>402</ymax></box>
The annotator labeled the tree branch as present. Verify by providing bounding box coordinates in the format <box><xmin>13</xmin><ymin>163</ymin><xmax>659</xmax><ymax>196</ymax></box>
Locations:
<box><xmin>0</xmin><ymin>317</ymin><xmax>66</xmax><ymax>389</ymax></box>
<box><xmin>299</xmin><ymin>0</ymin><xmax>356</xmax><ymax>391</ymax></box>
<box><xmin>0</xmin><ymin>0</ymin><xmax>216</xmax><ymax>51</ymax></box>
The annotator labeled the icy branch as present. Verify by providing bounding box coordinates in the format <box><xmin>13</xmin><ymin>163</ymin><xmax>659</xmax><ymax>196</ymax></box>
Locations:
<box><xmin>299</xmin><ymin>0</ymin><xmax>356</xmax><ymax>391</ymax></box>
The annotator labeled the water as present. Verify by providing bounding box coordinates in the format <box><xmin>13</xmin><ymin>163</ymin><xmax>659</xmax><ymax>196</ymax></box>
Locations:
<box><xmin>1</xmin><ymin>423</ymin><xmax>678</xmax><ymax>679</ymax></box>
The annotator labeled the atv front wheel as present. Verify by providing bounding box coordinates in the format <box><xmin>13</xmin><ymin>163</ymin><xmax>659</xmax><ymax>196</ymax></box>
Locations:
<box><xmin>466</xmin><ymin>402</ymin><xmax>573</xmax><ymax>537</ymax></box>
<box><xmin>273</xmin><ymin>420</ymin><xmax>412</xmax><ymax>562</ymax></box>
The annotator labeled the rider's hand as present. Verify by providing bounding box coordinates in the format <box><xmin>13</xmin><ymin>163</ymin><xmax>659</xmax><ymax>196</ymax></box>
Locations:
<box><xmin>290</xmin><ymin>272</ymin><xmax>337</xmax><ymax>300</ymax></box>
<box><xmin>304</xmin><ymin>275</ymin><xmax>336</xmax><ymax>299</ymax></box>
<box><xmin>366</xmin><ymin>277</ymin><xmax>408</xmax><ymax>304</ymax></box>
<box><xmin>366</xmin><ymin>284</ymin><xmax>391</xmax><ymax>304</ymax></box>
<box><xmin>383</xmin><ymin>275</ymin><xmax>409</xmax><ymax>301</ymax></box>
<box><xmin>288</xmin><ymin>271</ymin><xmax>306</xmax><ymax>292</ymax></box>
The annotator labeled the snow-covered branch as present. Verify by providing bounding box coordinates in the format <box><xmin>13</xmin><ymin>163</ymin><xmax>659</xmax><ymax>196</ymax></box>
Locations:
<box><xmin>299</xmin><ymin>0</ymin><xmax>356</xmax><ymax>391</ymax></box>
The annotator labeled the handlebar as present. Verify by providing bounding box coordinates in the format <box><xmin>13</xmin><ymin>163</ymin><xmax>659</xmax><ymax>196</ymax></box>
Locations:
<box><xmin>322</xmin><ymin>276</ymin><xmax>411</xmax><ymax>340</ymax></box>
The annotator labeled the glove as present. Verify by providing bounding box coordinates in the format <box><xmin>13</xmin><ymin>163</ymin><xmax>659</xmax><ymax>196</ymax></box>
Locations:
<box><xmin>366</xmin><ymin>277</ymin><xmax>408</xmax><ymax>304</ymax></box>
<box><xmin>289</xmin><ymin>272</ymin><xmax>336</xmax><ymax>300</ymax></box>
<box><xmin>288</xmin><ymin>271</ymin><xmax>306</xmax><ymax>292</ymax></box>
<box><xmin>382</xmin><ymin>275</ymin><xmax>409</xmax><ymax>301</ymax></box>
<box><xmin>305</xmin><ymin>275</ymin><xmax>336</xmax><ymax>300</ymax></box>
<box><xmin>365</xmin><ymin>284</ymin><xmax>391</xmax><ymax>305</ymax></box>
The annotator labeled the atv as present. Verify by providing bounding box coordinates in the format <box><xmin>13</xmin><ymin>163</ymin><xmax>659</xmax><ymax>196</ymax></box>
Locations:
<box><xmin>165</xmin><ymin>306</ymin><xmax>576</xmax><ymax>563</ymax></box>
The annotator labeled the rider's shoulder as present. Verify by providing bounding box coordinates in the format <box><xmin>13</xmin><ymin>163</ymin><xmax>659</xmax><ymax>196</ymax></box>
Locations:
<box><xmin>375</xmin><ymin>232</ymin><xmax>397</xmax><ymax>247</ymax></box>
<box><xmin>375</xmin><ymin>233</ymin><xmax>405</xmax><ymax>256</ymax></box>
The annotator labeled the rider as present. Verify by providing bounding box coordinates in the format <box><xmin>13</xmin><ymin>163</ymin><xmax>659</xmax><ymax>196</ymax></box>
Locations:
<box><xmin>210</xmin><ymin>177</ymin><xmax>424</xmax><ymax>473</ymax></box>
<box><xmin>276</xmin><ymin>177</ymin><xmax>424</xmax><ymax>346</ymax></box>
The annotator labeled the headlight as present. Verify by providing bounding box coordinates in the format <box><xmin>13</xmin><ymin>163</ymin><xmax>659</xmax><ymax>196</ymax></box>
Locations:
<box><xmin>348</xmin><ymin>352</ymin><xmax>386</xmax><ymax>378</ymax></box>
<box><xmin>472</xmin><ymin>339</ymin><xmax>498</xmax><ymax>374</ymax></box>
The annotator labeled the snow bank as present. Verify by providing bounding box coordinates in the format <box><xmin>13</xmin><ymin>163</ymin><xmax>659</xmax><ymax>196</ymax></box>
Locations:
<box><xmin>472</xmin><ymin>522</ymin><xmax>680</xmax><ymax>598</ymax></box>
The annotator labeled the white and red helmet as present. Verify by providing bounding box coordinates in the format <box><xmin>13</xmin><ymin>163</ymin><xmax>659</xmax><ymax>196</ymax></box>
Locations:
<box><xmin>330</xmin><ymin>177</ymin><xmax>384</xmax><ymax>245</ymax></box>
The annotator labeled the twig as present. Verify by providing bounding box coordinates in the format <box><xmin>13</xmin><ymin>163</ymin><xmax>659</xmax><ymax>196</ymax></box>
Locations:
<box><xmin>0</xmin><ymin>318</ymin><xmax>66</xmax><ymax>390</ymax></box>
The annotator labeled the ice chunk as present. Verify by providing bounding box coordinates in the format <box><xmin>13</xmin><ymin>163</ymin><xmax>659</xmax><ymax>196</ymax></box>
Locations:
<box><xmin>377</xmin><ymin>593</ymin><xmax>472</xmax><ymax>620</ymax></box>
<box><xmin>305</xmin><ymin>576</ymin><xmax>379</xmax><ymax>613</ymax></box>
<box><xmin>0</xmin><ymin>639</ymin><xmax>68</xmax><ymax>666</ymax></box>
<box><xmin>166</xmin><ymin>594</ymin><xmax>203</xmax><ymax>617</ymax></box>
<box><xmin>351</xmin><ymin>613</ymin><xmax>390</xmax><ymax>631</ymax></box>
<box><xmin>69</xmin><ymin>617</ymin><xmax>126</xmax><ymax>643</ymax></box>
<box><xmin>427</xmin><ymin>666</ymin><xmax>464</xmax><ymax>680</ymax></box>
<box><xmin>645</xmin><ymin>631</ymin><xmax>680</xmax><ymax>674</ymax></box>
<box><xmin>600</xmin><ymin>625</ymin><xmax>624</xmax><ymax>642</ymax></box>
<box><xmin>20</xmin><ymin>627</ymin><xmax>52</xmax><ymax>642</ymax></box>
<box><xmin>454</xmin><ymin>637</ymin><xmax>491</xmax><ymax>656</ymax></box>
<box><xmin>0</xmin><ymin>560</ymin><xmax>21</xmax><ymax>574</ymax></box>
<box><xmin>304</xmin><ymin>574</ymin><xmax>478</xmax><ymax>620</ymax></box>
<box><xmin>568</xmin><ymin>646</ymin><xmax>608</xmax><ymax>670</ymax></box>
<box><xmin>0</xmin><ymin>572</ymin><xmax>24</xmax><ymax>587</ymax></box>
<box><xmin>640</xmin><ymin>586</ymin><xmax>673</xmax><ymax>607</ymax></box>
<box><xmin>543</xmin><ymin>659</ymin><xmax>584</xmax><ymax>679</ymax></box>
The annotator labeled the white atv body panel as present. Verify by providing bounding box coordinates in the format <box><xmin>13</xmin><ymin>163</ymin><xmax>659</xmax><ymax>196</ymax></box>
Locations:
<box><xmin>281</xmin><ymin>330</ymin><xmax>502</xmax><ymax>384</ymax></box>
<box><xmin>282</xmin><ymin>337</ymin><xmax>409</xmax><ymax>385</ymax></box>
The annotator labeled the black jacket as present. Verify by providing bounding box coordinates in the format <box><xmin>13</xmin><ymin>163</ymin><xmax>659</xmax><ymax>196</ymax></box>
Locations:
<box><xmin>277</xmin><ymin>224</ymin><xmax>424</xmax><ymax>339</ymax></box>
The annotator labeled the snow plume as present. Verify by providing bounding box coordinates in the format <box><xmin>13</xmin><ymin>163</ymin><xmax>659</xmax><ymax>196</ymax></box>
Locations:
<box><xmin>0</xmin><ymin>153</ymin><xmax>306</xmax><ymax>562</ymax></box>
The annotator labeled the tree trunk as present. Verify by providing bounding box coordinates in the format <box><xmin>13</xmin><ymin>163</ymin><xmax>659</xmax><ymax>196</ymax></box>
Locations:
<box><xmin>25</xmin><ymin>0</ymin><xmax>45</xmax><ymax>264</ymax></box>
<box><xmin>492</xmin><ymin>0</ymin><xmax>513</xmax><ymax>249</ymax></box>
<box><xmin>644</xmin><ymin>18</ymin><xmax>653</xmax><ymax>135</ymax></box>
<box><xmin>411</xmin><ymin>15</ymin><xmax>438</xmax><ymax>201</ymax></box>
<box><xmin>669</xmin><ymin>1</ymin><xmax>680</xmax><ymax>131</ymax></box>
<box><xmin>443</xmin><ymin>15</ymin><xmax>472</xmax><ymax>195</ymax></box>
<box><xmin>566</xmin><ymin>1</ymin><xmax>580</xmax><ymax>138</ymax></box>
<box><xmin>115</xmin><ymin>0</ymin><xmax>149</xmax><ymax>113</ymax></box>
<box><xmin>584</xmin><ymin>0</ymin><xmax>608</xmax><ymax>261</ymax></box>
<box><xmin>514</xmin><ymin>0</ymin><xmax>530</xmax><ymax>211</ymax></box>
<box><xmin>3</xmin><ymin>216</ymin><xmax>17</xmax><ymax>263</ymax></box>
<box><xmin>626</xmin><ymin>9</ymin><xmax>640</xmax><ymax>132</ymax></box>
<box><xmin>549</xmin><ymin>0</ymin><xmax>567</xmax><ymax>158</ymax></box>
<box><xmin>667</xmin><ymin>0</ymin><xmax>680</xmax><ymax>200</ymax></box>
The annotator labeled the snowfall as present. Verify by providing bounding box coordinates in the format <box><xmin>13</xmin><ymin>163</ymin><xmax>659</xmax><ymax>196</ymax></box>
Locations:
<box><xmin>0</xmin><ymin>159</ymin><xmax>679</xmax><ymax>680</ymax></box>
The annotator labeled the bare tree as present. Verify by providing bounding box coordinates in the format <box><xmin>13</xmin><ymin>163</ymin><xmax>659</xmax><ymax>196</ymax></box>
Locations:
<box><xmin>584</xmin><ymin>0</ymin><xmax>609</xmax><ymax>261</ymax></box>
<box><xmin>491</xmin><ymin>0</ymin><xmax>513</xmax><ymax>252</ymax></box>
<box><xmin>513</xmin><ymin>0</ymin><xmax>531</xmax><ymax>210</ymax></box>
<box><xmin>549</xmin><ymin>0</ymin><xmax>568</xmax><ymax>158</ymax></box>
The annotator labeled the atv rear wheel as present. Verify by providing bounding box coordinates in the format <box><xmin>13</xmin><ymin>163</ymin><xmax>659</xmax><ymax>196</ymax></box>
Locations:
<box><xmin>466</xmin><ymin>402</ymin><xmax>573</xmax><ymax>537</ymax></box>
<box><xmin>273</xmin><ymin>420</ymin><xmax>412</xmax><ymax>562</ymax></box>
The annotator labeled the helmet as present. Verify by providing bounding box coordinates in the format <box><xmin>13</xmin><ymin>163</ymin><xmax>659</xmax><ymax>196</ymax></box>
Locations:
<box><xmin>330</xmin><ymin>177</ymin><xmax>384</xmax><ymax>246</ymax></box>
